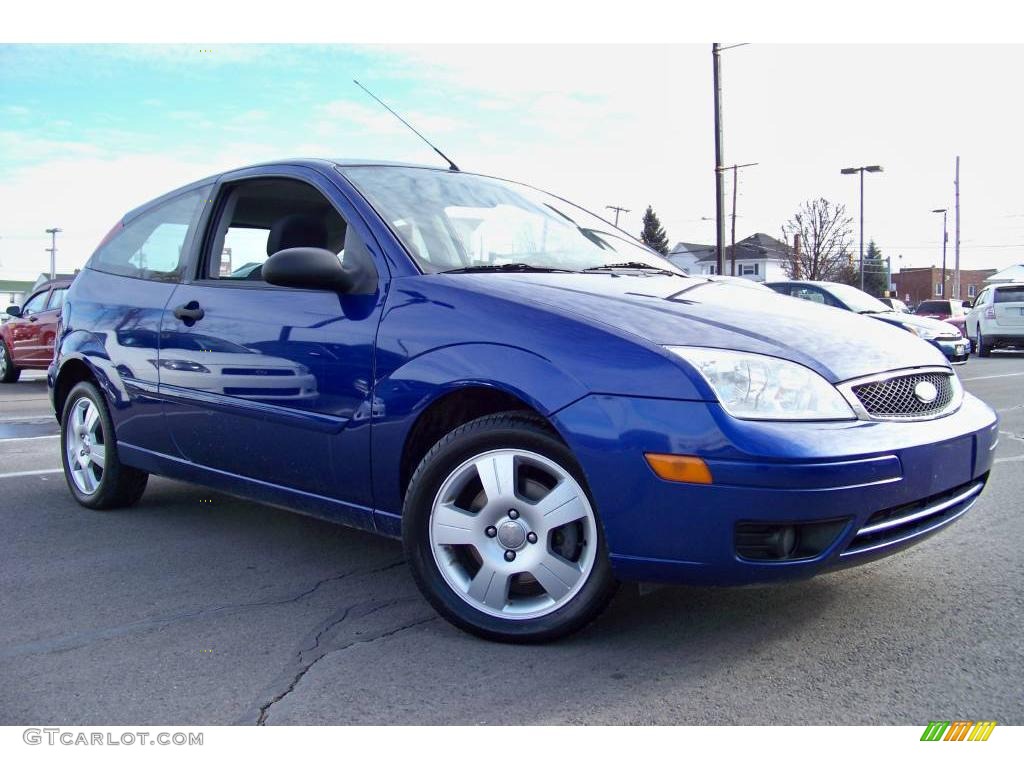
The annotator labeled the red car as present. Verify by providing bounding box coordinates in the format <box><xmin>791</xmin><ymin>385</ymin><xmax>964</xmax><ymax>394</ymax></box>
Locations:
<box><xmin>914</xmin><ymin>298</ymin><xmax>968</xmax><ymax>336</ymax></box>
<box><xmin>1</xmin><ymin>278</ymin><xmax>72</xmax><ymax>383</ymax></box>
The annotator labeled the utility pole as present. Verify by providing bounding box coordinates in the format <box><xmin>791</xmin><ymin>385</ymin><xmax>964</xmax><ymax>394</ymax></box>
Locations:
<box><xmin>932</xmin><ymin>208</ymin><xmax>948</xmax><ymax>298</ymax></box>
<box><xmin>45</xmin><ymin>228</ymin><xmax>62</xmax><ymax>280</ymax></box>
<box><xmin>727</xmin><ymin>162</ymin><xmax>758</xmax><ymax>276</ymax></box>
<box><xmin>954</xmin><ymin>156</ymin><xmax>961</xmax><ymax>299</ymax></box>
<box><xmin>605</xmin><ymin>205</ymin><xmax>630</xmax><ymax>228</ymax></box>
<box><xmin>712</xmin><ymin>43</ymin><xmax>726</xmax><ymax>276</ymax></box>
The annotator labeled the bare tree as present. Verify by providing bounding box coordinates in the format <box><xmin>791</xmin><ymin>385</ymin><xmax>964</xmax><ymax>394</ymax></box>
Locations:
<box><xmin>780</xmin><ymin>198</ymin><xmax>854</xmax><ymax>281</ymax></box>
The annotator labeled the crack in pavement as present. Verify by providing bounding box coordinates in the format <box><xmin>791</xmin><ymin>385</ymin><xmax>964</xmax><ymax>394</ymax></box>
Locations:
<box><xmin>0</xmin><ymin>560</ymin><xmax>406</xmax><ymax>661</ymax></box>
<box><xmin>251</xmin><ymin>603</ymin><xmax>437</xmax><ymax>726</ymax></box>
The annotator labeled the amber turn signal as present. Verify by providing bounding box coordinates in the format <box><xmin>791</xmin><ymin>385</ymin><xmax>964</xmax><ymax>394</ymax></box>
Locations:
<box><xmin>644</xmin><ymin>453</ymin><xmax>713</xmax><ymax>484</ymax></box>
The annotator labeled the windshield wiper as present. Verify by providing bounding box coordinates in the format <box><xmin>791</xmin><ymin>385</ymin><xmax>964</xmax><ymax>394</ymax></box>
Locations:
<box><xmin>583</xmin><ymin>262</ymin><xmax>680</xmax><ymax>275</ymax></box>
<box><xmin>440</xmin><ymin>263</ymin><xmax>577</xmax><ymax>274</ymax></box>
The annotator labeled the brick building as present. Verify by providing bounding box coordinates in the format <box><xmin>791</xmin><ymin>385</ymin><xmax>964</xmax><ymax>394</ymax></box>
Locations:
<box><xmin>893</xmin><ymin>267</ymin><xmax>996</xmax><ymax>306</ymax></box>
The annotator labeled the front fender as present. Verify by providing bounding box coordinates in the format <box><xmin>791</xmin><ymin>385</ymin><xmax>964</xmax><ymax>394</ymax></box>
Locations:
<box><xmin>370</xmin><ymin>342</ymin><xmax>590</xmax><ymax>518</ymax></box>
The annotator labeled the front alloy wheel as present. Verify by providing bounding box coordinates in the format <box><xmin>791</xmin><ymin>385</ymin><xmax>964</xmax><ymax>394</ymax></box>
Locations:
<box><xmin>403</xmin><ymin>412</ymin><xmax>617</xmax><ymax>643</ymax></box>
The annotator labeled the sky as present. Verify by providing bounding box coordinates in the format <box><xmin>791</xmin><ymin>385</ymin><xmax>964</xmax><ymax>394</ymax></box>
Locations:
<box><xmin>2</xmin><ymin>43</ymin><xmax>1024</xmax><ymax>281</ymax></box>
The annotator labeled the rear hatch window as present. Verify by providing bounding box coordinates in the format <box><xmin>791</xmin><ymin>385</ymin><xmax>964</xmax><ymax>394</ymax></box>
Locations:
<box><xmin>916</xmin><ymin>300</ymin><xmax>950</xmax><ymax>315</ymax></box>
<box><xmin>994</xmin><ymin>286</ymin><xmax>1024</xmax><ymax>303</ymax></box>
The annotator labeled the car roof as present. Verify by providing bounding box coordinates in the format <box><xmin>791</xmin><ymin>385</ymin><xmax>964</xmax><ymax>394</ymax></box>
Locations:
<box><xmin>121</xmin><ymin>158</ymin><xmax>452</xmax><ymax>223</ymax></box>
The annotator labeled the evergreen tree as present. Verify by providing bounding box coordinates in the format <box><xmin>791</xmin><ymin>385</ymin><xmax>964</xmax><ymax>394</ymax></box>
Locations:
<box><xmin>862</xmin><ymin>240</ymin><xmax>889</xmax><ymax>297</ymax></box>
<box><xmin>640</xmin><ymin>205</ymin><xmax>669</xmax><ymax>255</ymax></box>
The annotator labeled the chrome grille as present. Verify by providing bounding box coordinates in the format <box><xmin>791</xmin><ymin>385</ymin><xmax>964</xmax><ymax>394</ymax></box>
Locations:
<box><xmin>850</xmin><ymin>371</ymin><xmax>954</xmax><ymax>418</ymax></box>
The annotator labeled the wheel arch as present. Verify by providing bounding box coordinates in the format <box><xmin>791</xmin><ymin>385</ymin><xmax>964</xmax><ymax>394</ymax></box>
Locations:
<box><xmin>371</xmin><ymin>342</ymin><xmax>591</xmax><ymax>528</ymax></box>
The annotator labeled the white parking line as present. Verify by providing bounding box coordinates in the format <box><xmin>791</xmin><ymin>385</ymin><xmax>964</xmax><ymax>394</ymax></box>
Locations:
<box><xmin>0</xmin><ymin>434</ymin><xmax>59</xmax><ymax>442</ymax></box>
<box><xmin>960</xmin><ymin>371</ymin><xmax>1024</xmax><ymax>382</ymax></box>
<box><xmin>0</xmin><ymin>468</ymin><xmax>62</xmax><ymax>479</ymax></box>
<box><xmin>994</xmin><ymin>454</ymin><xmax>1024</xmax><ymax>464</ymax></box>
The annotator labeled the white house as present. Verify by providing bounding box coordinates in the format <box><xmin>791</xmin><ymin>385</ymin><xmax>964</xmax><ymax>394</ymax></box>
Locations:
<box><xmin>665</xmin><ymin>241</ymin><xmax>715</xmax><ymax>275</ymax></box>
<box><xmin>691</xmin><ymin>233</ymin><xmax>790</xmax><ymax>283</ymax></box>
<box><xmin>985</xmin><ymin>263</ymin><xmax>1024</xmax><ymax>284</ymax></box>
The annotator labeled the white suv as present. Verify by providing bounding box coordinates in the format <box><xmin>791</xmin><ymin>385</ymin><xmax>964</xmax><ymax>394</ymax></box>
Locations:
<box><xmin>966</xmin><ymin>283</ymin><xmax>1024</xmax><ymax>355</ymax></box>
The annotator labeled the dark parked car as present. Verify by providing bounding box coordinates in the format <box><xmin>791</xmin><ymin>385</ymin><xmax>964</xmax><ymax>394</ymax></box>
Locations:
<box><xmin>1</xmin><ymin>277</ymin><xmax>73</xmax><ymax>383</ymax></box>
<box><xmin>766</xmin><ymin>280</ymin><xmax>970</xmax><ymax>365</ymax></box>
<box><xmin>49</xmin><ymin>160</ymin><xmax>997</xmax><ymax>642</ymax></box>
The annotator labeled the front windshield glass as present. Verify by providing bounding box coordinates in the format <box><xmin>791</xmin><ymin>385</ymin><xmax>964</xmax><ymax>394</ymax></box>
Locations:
<box><xmin>343</xmin><ymin>166</ymin><xmax>681</xmax><ymax>274</ymax></box>
<box><xmin>825</xmin><ymin>283</ymin><xmax>891</xmax><ymax>313</ymax></box>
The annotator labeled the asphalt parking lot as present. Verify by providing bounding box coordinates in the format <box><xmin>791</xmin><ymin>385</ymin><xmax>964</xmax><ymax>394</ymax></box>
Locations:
<box><xmin>1</xmin><ymin>356</ymin><xmax>1022</xmax><ymax>726</ymax></box>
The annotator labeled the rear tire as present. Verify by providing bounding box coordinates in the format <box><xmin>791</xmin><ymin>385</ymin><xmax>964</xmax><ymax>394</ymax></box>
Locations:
<box><xmin>402</xmin><ymin>411</ymin><xmax>617</xmax><ymax>643</ymax></box>
<box><xmin>0</xmin><ymin>341</ymin><xmax>20</xmax><ymax>383</ymax></box>
<box><xmin>60</xmin><ymin>381</ymin><xmax>148</xmax><ymax>509</ymax></box>
<box><xmin>978</xmin><ymin>331</ymin><xmax>993</xmax><ymax>357</ymax></box>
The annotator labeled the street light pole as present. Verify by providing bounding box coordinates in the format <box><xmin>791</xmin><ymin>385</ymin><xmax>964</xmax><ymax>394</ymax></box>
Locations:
<box><xmin>840</xmin><ymin>165</ymin><xmax>883</xmax><ymax>291</ymax></box>
<box><xmin>932</xmin><ymin>208</ymin><xmax>948</xmax><ymax>298</ymax></box>
<box><xmin>45</xmin><ymin>227</ymin><xmax>62</xmax><ymax>280</ymax></box>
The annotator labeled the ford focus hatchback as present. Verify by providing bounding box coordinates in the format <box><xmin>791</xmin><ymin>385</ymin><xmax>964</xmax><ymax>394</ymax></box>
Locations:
<box><xmin>50</xmin><ymin>160</ymin><xmax>998</xmax><ymax>642</ymax></box>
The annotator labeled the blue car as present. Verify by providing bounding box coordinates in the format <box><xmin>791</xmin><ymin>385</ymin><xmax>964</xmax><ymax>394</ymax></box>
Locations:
<box><xmin>50</xmin><ymin>160</ymin><xmax>997</xmax><ymax>642</ymax></box>
<box><xmin>765</xmin><ymin>280</ymin><xmax>971</xmax><ymax>365</ymax></box>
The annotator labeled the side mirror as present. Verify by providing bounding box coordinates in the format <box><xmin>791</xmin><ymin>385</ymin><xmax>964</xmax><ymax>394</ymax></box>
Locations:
<box><xmin>262</xmin><ymin>247</ymin><xmax>376</xmax><ymax>294</ymax></box>
<box><xmin>962</xmin><ymin>300</ymin><xmax>973</xmax><ymax>309</ymax></box>
<box><xmin>5</xmin><ymin>305</ymin><xmax>21</xmax><ymax>318</ymax></box>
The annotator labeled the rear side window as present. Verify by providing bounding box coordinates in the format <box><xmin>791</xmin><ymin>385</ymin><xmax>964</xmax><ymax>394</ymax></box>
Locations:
<box><xmin>994</xmin><ymin>286</ymin><xmax>1024</xmax><ymax>303</ymax></box>
<box><xmin>46</xmin><ymin>288</ymin><xmax>67</xmax><ymax>310</ymax></box>
<box><xmin>90</xmin><ymin>186</ymin><xmax>211</xmax><ymax>281</ymax></box>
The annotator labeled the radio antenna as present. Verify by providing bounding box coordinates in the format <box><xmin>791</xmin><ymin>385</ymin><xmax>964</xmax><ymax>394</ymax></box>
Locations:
<box><xmin>353</xmin><ymin>79</ymin><xmax>460</xmax><ymax>172</ymax></box>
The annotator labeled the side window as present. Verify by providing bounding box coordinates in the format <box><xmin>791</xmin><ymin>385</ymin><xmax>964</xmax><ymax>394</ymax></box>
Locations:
<box><xmin>22</xmin><ymin>291</ymin><xmax>49</xmax><ymax>316</ymax></box>
<box><xmin>89</xmin><ymin>186</ymin><xmax>210</xmax><ymax>281</ymax></box>
<box><xmin>46</xmin><ymin>288</ymin><xmax>67</xmax><ymax>310</ymax></box>
<box><xmin>204</xmin><ymin>178</ymin><xmax>349</xmax><ymax>281</ymax></box>
<box><xmin>793</xmin><ymin>287</ymin><xmax>825</xmax><ymax>305</ymax></box>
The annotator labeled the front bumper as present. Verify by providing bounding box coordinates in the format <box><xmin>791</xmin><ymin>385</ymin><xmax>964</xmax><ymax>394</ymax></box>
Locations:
<box><xmin>933</xmin><ymin>337</ymin><xmax>970</xmax><ymax>364</ymax></box>
<box><xmin>551</xmin><ymin>392</ymin><xmax>997</xmax><ymax>584</ymax></box>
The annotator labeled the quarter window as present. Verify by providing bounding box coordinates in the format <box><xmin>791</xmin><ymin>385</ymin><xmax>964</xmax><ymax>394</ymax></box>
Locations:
<box><xmin>89</xmin><ymin>186</ymin><xmax>210</xmax><ymax>281</ymax></box>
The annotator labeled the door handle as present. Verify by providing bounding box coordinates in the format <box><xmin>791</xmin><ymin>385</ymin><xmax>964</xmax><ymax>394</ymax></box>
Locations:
<box><xmin>28</xmin><ymin>315</ymin><xmax>38</xmax><ymax>322</ymax></box>
<box><xmin>173</xmin><ymin>301</ymin><xmax>205</xmax><ymax>323</ymax></box>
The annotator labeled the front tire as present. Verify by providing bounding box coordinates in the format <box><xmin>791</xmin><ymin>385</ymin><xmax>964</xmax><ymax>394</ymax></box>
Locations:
<box><xmin>0</xmin><ymin>341</ymin><xmax>20</xmax><ymax>383</ymax></box>
<box><xmin>60</xmin><ymin>381</ymin><xmax>148</xmax><ymax>509</ymax></box>
<box><xmin>403</xmin><ymin>412</ymin><xmax>617</xmax><ymax>643</ymax></box>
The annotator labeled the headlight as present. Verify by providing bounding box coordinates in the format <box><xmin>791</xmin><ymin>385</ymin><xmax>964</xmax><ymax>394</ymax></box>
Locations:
<box><xmin>902</xmin><ymin>323</ymin><xmax>939</xmax><ymax>340</ymax></box>
<box><xmin>665</xmin><ymin>346</ymin><xmax>855</xmax><ymax>421</ymax></box>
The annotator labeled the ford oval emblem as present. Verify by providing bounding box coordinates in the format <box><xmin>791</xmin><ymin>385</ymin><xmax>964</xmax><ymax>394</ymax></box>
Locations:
<box><xmin>914</xmin><ymin>380</ymin><xmax>939</xmax><ymax>404</ymax></box>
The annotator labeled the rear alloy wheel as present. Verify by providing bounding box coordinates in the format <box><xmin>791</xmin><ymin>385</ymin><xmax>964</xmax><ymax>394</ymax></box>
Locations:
<box><xmin>0</xmin><ymin>341</ymin><xmax>20</xmax><ymax>383</ymax></box>
<box><xmin>60</xmin><ymin>381</ymin><xmax>148</xmax><ymax>509</ymax></box>
<box><xmin>403</xmin><ymin>412</ymin><xmax>617</xmax><ymax>642</ymax></box>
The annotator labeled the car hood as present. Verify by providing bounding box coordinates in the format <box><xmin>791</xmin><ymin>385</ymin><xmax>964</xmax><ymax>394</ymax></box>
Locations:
<box><xmin>447</xmin><ymin>273</ymin><xmax>949</xmax><ymax>382</ymax></box>
<box><xmin>873</xmin><ymin>312</ymin><xmax>962</xmax><ymax>336</ymax></box>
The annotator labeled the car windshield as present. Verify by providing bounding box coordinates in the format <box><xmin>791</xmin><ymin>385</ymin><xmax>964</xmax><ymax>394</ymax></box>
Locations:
<box><xmin>343</xmin><ymin>166</ymin><xmax>681</xmax><ymax>274</ymax></box>
<box><xmin>823</xmin><ymin>283</ymin><xmax>891</xmax><ymax>313</ymax></box>
<box><xmin>916</xmin><ymin>300</ymin><xmax>950</xmax><ymax>315</ymax></box>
